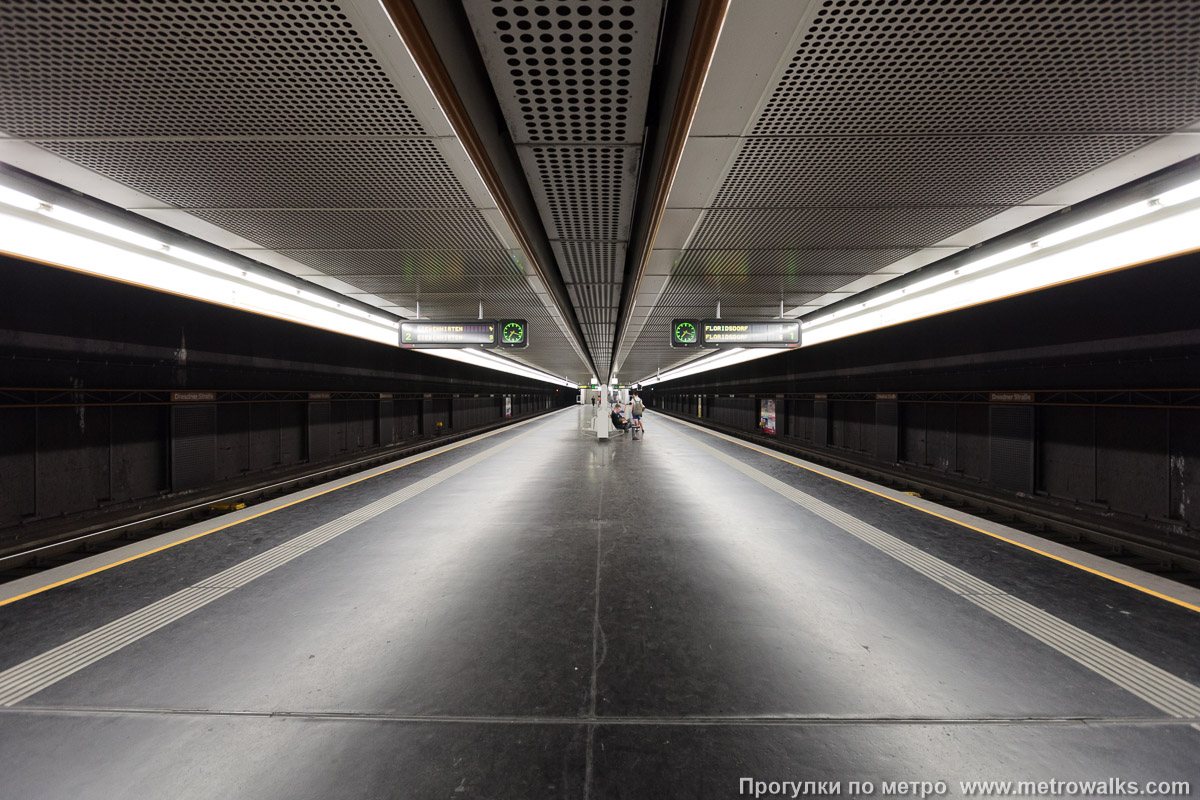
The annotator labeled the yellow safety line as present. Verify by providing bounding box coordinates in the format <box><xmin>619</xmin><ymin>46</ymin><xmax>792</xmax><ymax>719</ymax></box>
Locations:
<box><xmin>662</xmin><ymin>415</ymin><xmax>1200</xmax><ymax>615</ymax></box>
<box><xmin>0</xmin><ymin>416</ymin><xmax>553</xmax><ymax>608</ymax></box>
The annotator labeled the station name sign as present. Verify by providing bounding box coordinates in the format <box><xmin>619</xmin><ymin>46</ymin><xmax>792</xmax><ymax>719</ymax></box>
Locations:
<box><xmin>399</xmin><ymin>319</ymin><xmax>527</xmax><ymax>349</ymax></box>
<box><xmin>671</xmin><ymin>319</ymin><xmax>801</xmax><ymax>348</ymax></box>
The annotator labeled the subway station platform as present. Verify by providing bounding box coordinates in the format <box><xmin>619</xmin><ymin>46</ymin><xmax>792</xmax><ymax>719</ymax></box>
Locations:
<box><xmin>0</xmin><ymin>407</ymin><xmax>1198</xmax><ymax>799</ymax></box>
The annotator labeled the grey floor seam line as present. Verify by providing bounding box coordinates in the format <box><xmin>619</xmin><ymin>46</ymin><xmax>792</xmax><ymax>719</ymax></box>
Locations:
<box><xmin>583</xmin><ymin>461</ymin><xmax>606</xmax><ymax>800</ymax></box>
<box><xmin>0</xmin><ymin>417</ymin><xmax>557</xmax><ymax>708</ymax></box>
<box><xmin>657</xmin><ymin>416</ymin><xmax>1200</xmax><ymax>721</ymax></box>
<box><xmin>1</xmin><ymin>705</ymin><xmax>1197</xmax><ymax>726</ymax></box>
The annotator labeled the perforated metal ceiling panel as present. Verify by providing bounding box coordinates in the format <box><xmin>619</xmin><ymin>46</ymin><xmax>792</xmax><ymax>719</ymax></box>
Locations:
<box><xmin>36</xmin><ymin>140</ymin><xmax>476</xmax><ymax>209</ymax></box>
<box><xmin>0</xmin><ymin>0</ymin><xmax>593</xmax><ymax>381</ymax></box>
<box><xmin>615</xmin><ymin>0</ymin><xmax>1200</xmax><ymax>383</ymax></box>
<box><xmin>464</xmin><ymin>0</ymin><xmax>663</xmax><ymax>378</ymax></box>
<box><xmin>1</xmin><ymin>3</ymin><xmax>426</xmax><ymax>138</ymax></box>
<box><xmin>754</xmin><ymin>1</ymin><xmax>1200</xmax><ymax>136</ymax></box>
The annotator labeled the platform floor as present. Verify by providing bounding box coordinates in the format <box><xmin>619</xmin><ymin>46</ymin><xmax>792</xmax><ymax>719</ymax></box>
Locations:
<box><xmin>0</xmin><ymin>407</ymin><xmax>1197</xmax><ymax>799</ymax></box>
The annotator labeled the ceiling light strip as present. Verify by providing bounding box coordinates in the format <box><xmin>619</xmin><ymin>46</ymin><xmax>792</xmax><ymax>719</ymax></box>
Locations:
<box><xmin>417</xmin><ymin>348</ymin><xmax>577</xmax><ymax>388</ymax></box>
<box><xmin>640</xmin><ymin>347</ymin><xmax>782</xmax><ymax>387</ymax></box>
<box><xmin>802</xmin><ymin>180</ymin><xmax>1200</xmax><ymax>345</ymax></box>
<box><xmin>0</xmin><ymin>191</ymin><xmax>400</xmax><ymax>345</ymax></box>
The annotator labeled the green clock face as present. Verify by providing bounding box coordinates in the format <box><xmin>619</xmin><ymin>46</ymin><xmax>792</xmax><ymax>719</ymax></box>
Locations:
<box><xmin>503</xmin><ymin>321</ymin><xmax>525</xmax><ymax>343</ymax></box>
<box><xmin>674</xmin><ymin>321</ymin><xmax>697</xmax><ymax>344</ymax></box>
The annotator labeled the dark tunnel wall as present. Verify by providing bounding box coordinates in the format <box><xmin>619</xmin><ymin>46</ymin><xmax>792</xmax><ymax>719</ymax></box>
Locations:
<box><xmin>0</xmin><ymin>257</ymin><xmax>574</xmax><ymax>550</ymax></box>
<box><xmin>646</xmin><ymin>251</ymin><xmax>1200</xmax><ymax>550</ymax></box>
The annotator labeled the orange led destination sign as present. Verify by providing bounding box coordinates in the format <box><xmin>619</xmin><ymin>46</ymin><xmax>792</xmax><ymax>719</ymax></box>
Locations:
<box><xmin>700</xmin><ymin>320</ymin><xmax>801</xmax><ymax>348</ymax></box>
<box><xmin>400</xmin><ymin>320</ymin><xmax>496</xmax><ymax>348</ymax></box>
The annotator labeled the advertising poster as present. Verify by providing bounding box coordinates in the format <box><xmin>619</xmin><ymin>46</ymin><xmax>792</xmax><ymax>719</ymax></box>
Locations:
<box><xmin>761</xmin><ymin>398</ymin><xmax>776</xmax><ymax>435</ymax></box>
<box><xmin>504</xmin><ymin>396</ymin><xmax>512</xmax><ymax>419</ymax></box>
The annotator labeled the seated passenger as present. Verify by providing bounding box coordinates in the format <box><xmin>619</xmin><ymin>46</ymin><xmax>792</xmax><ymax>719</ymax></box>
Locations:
<box><xmin>610</xmin><ymin>404</ymin><xmax>631</xmax><ymax>431</ymax></box>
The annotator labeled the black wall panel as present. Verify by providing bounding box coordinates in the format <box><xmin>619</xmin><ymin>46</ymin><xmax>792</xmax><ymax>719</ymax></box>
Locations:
<box><xmin>989</xmin><ymin>405</ymin><xmax>1035</xmax><ymax>494</ymax></box>
<box><xmin>330</xmin><ymin>401</ymin><xmax>347</xmax><ymax>455</ymax></box>
<box><xmin>900</xmin><ymin>403</ymin><xmax>925</xmax><ymax>465</ymax></box>
<box><xmin>790</xmin><ymin>399</ymin><xmax>813</xmax><ymax>442</ymax></box>
<box><xmin>830</xmin><ymin>401</ymin><xmax>848</xmax><ymax>449</ymax></box>
<box><xmin>249</xmin><ymin>403</ymin><xmax>283</xmax><ymax>471</ymax></box>
<box><xmin>216</xmin><ymin>403</ymin><xmax>250</xmax><ymax>481</ymax></box>
<box><xmin>956</xmin><ymin>404</ymin><xmax>988</xmax><ymax>481</ymax></box>
<box><xmin>813</xmin><ymin>400</ymin><xmax>829</xmax><ymax>446</ymax></box>
<box><xmin>1096</xmin><ymin>407</ymin><xmax>1167</xmax><ymax>520</ymax></box>
<box><xmin>926</xmin><ymin>404</ymin><xmax>956</xmax><ymax>473</ymax></box>
<box><xmin>307</xmin><ymin>402</ymin><xmax>331</xmax><ymax>462</ymax></box>
<box><xmin>280</xmin><ymin>403</ymin><xmax>303</xmax><ymax>465</ymax></box>
<box><xmin>397</xmin><ymin>399</ymin><xmax>421</xmax><ymax>439</ymax></box>
<box><xmin>0</xmin><ymin>408</ymin><xmax>36</xmax><ymax>526</ymax></box>
<box><xmin>111</xmin><ymin>405</ymin><xmax>167</xmax><ymax>502</ymax></box>
<box><xmin>40</xmin><ymin>406</ymin><xmax>111</xmax><ymax>513</ymax></box>
<box><xmin>875</xmin><ymin>402</ymin><xmax>899</xmax><ymax>463</ymax></box>
<box><xmin>1038</xmin><ymin>406</ymin><xmax>1096</xmax><ymax>502</ymax></box>
<box><xmin>379</xmin><ymin>399</ymin><xmax>395</xmax><ymax>445</ymax></box>
<box><xmin>1169</xmin><ymin>408</ymin><xmax>1200</xmax><ymax>528</ymax></box>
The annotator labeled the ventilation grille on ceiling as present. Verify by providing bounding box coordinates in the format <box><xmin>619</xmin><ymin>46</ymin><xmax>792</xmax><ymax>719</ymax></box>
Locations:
<box><xmin>36</xmin><ymin>140</ymin><xmax>474</xmax><ymax>209</ymax></box>
<box><xmin>0</xmin><ymin>2</ymin><xmax>425</xmax><ymax>137</ymax></box>
<box><xmin>713</xmin><ymin>136</ymin><xmax>1155</xmax><ymax>208</ymax></box>
<box><xmin>528</xmin><ymin>146</ymin><xmax>631</xmax><ymax>240</ymax></box>
<box><xmin>754</xmin><ymin>0</ymin><xmax>1200</xmax><ymax>135</ymax></box>
<box><xmin>553</xmin><ymin>241</ymin><xmax>625</xmax><ymax>285</ymax></box>
<box><xmin>474</xmin><ymin>0</ymin><xmax>655</xmax><ymax>145</ymax></box>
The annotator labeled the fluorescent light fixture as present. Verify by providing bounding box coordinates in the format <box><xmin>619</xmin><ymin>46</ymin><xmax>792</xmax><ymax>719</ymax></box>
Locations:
<box><xmin>640</xmin><ymin>347</ymin><xmax>782</xmax><ymax>386</ymax></box>
<box><xmin>0</xmin><ymin>189</ymin><xmax>399</xmax><ymax>344</ymax></box>
<box><xmin>42</xmin><ymin>204</ymin><xmax>166</xmax><ymax>251</ymax></box>
<box><xmin>1156</xmin><ymin>177</ymin><xmax>1200</xmax><ymax>207</ymax></box>
<box><xmin>802</xmin><ymin>182</ymin><xmax>1200</xmax><ymax>346</ymax></box>
<box><xmin>0</xmin><ymin>185</ymin><xmax>43</xmax><ymax>211</ymax></box>
<box><xmin>417</xmin><ymin>347</ymin><xmax>577</xmax><ymax>388</ymax></box>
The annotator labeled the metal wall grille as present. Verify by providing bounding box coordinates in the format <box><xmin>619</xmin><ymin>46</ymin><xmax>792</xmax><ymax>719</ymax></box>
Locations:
<box><xmin>171</xmin><ymin>405</ymin><xmax>216</xmax><ymax>492</ymax></box>
<box><xmin>989</xmin><ymin>405</ymin><xmax>1035</xmax><ymax>494</ymax></box>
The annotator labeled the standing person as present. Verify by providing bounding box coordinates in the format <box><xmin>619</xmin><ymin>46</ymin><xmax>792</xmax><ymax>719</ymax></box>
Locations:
<box><xmin>630</xmin><ymin>391</ymin><xmax>645</xmax><ymax>433</ymax></box>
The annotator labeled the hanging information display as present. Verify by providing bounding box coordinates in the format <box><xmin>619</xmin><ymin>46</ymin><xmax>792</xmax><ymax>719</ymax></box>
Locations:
<box><xmin>700</xmin><ymin>320</ymin><xmax>801</xmax><ymax>348</ymax></box>
<box><xmin>399</xmin><ymin>320</ymin><xmax>496</xmax><ymax>348</ymax></box>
